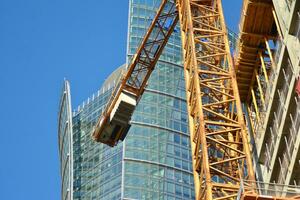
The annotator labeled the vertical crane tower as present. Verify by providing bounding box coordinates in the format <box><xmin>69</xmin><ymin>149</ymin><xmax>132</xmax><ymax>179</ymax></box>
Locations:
<box><xmin>177</xmin><ymin>0</ymin><xmax>255</xmax><ymax>199</ymax></box>
<box><xmin>92</xmin><ymin>0</ymin><xmax>296</xmax><ymax>199</ymax></box>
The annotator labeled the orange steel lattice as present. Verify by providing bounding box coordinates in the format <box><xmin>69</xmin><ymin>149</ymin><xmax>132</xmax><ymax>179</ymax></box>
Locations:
<box><xmin>176</xmin><ymin>0</ymin><xmax>255</xmax><ymax>199</ymax></box>
<box><xmin>123</xmin><ymin>1</ymin><xmax>179</xmax><ymax>97</ymax></box>
<box><xmin>93</xmin><ymin>0</ymin><xmax>178</xmax><ymax>145</ymax></box>
<box><xmin>93</xmin><ymin>0</ymin><xmax>300</xmax><ymax>199</ymax></box>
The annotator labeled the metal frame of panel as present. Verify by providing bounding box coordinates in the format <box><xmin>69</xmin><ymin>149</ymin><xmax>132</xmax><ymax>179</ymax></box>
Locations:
<box><xmin>58</xmin><ymin>80</ymin><xmax>73</xmax><ymax>200</ymax></box>
<box><xmin>177</xmin><ymin>0</ymin><xmax>255</xmax><ymax>199</ymax></box>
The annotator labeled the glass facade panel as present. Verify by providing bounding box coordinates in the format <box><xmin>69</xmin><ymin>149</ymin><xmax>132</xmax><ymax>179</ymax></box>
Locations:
<box><xmin>71</xmin><ymin>66</ymin><xmax>125</xmax><ymax>200</ymax></box>
<box><xmin>124</xmin><ymin>0</ymin><xmax>194</xmax><ymax>199</ymax></box>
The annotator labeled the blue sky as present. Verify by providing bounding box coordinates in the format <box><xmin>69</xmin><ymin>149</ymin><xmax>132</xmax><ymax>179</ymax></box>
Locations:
<box><xmin>0</xmin><ymin>0</ymin><xmax>241</xmax><ymax>199</ymax></box>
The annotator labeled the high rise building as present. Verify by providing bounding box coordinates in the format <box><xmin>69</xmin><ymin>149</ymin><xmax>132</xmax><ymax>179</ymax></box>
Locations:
<box><xmin>58</xmin><ymin>0</ymin><xmax>195</xmax><ymax>199</ymax></box>
<box><xmin>71</xmin><ymin>65</ymin><xmax>125</xmax><ymax>200</ymax></box>
<box><xmin>234</xmin><ymin>0</ymin><xmax>300</xmax><ymax>194</ymax></box>
<box><xmin>58</xmin><ymin>1</ymin><xmax>241</xmax><ymax>199</ymax></box>
<box><xmin>58</xmin><ymin>81</ymin><xmax>74</xmax><ymax>200</ymax></box>
<box><xmin>255</xmin><ymin>0</ymin><xmax>300</xmax><ymax>186</ymax></box>
<box><xmin>123</xmin><ymin>0</ymin><xmax>194</xmax><ymax>198</ymax></box>
<box><xmin>59</xmin><ymin>54</ymin><xmax>194</xmax><ymax>199</ymax></box>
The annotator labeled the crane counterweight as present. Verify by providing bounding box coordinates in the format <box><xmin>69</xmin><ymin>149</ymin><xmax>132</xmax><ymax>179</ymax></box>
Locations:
<box><xmin>93</xmin><ymin>91</ymin><xmax>137</xmax><ymax>146</ymax></box>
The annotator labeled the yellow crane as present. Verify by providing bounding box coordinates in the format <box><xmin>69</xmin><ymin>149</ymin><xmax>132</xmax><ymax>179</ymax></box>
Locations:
<box><xmin>92</xmin><ymin>0</ymin><xmax>300</xmax><ymax>199</ymax></box>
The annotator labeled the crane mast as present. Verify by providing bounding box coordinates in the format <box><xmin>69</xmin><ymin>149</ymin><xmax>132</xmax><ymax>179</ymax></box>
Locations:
<box><xmin>92</xmin><ymin>0</ymin><xmax>295</xmax><ymax>199</ymax></box>
<box><xmin>176</xmin><ymin>0</ymin><xmax>255</xmax><ymax>199</ymax></box>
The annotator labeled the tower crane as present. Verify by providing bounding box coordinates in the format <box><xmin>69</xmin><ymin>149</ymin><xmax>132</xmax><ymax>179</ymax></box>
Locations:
<box><xmin>92</xmin><ymin>0</ymin><xmax>300</xmax><ymax>199</ymax></box>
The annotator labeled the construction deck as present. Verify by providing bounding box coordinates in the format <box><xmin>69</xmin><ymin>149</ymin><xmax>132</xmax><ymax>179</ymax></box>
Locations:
<box><xmin>235</xmin><ymin>0</ymin><xmax>277</xmax><ymax>101</ymax></box>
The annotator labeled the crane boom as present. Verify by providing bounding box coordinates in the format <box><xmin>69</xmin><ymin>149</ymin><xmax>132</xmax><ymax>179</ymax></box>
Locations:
<box><xmin>93</xmin><ymin>0</ymin><xmax>178</xmax><ymax>146</ymax></box>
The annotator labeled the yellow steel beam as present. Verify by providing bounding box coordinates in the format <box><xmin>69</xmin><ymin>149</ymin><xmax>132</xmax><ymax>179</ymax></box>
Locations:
<box><xmin>177</xmin><ymin>0</ymin><xmax>255</xmax><ymax>199</ymax></box>
<box><xmin>251</xmin><ymin>88</ymin><xmax>261</xmax><ymax>122</ymax></box>
<box><xmin>247</xmin><ymin>104</ymin><xmax>256</xmax><ymax>137</ymax></box>
<box><xmin>255</xmin><ymin>69</ymin><xmax>266</xmax><ymax>106</ymax></box>
<box><xmin>272</xmin><ymin>8</ymin><xmax>283</xmax><ymax>39</ymax></box>
<box><xmin>264</xmin><ymin>37</ymin><xmax>276</xmax><ymax>71</ymax></box>
<box><xmin>259</xmin><ymin>51</ymin><xmax>270</xmax><ymax>85</ymax></box>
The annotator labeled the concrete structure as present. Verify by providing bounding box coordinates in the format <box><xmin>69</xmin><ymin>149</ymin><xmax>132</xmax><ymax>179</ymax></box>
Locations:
<box><xmin>235</xmin><ymin>0</ymin><xmax>300</xmax><ymax>194</ymax></box>
<box><xmin>259</xmin><ymin>0</ymin><xmax>300</xmax><ymax>186</ymax></box>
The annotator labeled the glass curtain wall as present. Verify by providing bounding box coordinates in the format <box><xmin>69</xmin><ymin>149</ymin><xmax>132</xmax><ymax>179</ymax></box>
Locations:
<box><xmin>124</xmin><ymin>0</ymin><xmax>195</xmax><ymax>199</ymax></box>
<box><xmin>72</xmin><ymin>66</ymin><xmax>125</xmax><ymax>200</ymax></box>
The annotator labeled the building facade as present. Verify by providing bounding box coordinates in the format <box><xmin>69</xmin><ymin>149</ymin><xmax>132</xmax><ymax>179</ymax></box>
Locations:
<box><xmin>124</xmin><ymin>0</ymin><xmax>194</xmax><ymax>199</ymax></box>
<box><xmin>238</xmin><ymin>0</ymin><xmax>300</xmax><ymax>192</ymax></box>
<box><xmin>71</xmin><ymin>66</ymin><xmax>125</xmax><ymax>200</ymax></box>
<box><xmin>59</xmin><ymin>54</ymin><xmax>194</xmax><ymax>199</ymax></box>
<box><xmin>58</xmin><ymin>0</ymin><xmax>242</xmax><ymax>199</ymax></box>
<box><xmin>58</xmin><ymin>80</ymin><xmax>74</xmax><ymax>200</ymax></box>
<box><xmin>260</xmin><ymin>0</ymin><xmax>300</xmax><ymax>186</ymax></box>
<box><xmin>58</xmin><ymin>0</ymin><xmax>195</xmax><ymax>199</ymax></box>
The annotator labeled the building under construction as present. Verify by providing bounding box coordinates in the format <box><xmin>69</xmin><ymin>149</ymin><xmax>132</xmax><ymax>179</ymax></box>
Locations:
<box><xmin>234</xmin><ymin>0</ymin><xmax>300</xmax><ymax>198</ymax></box>
<box><xmin>236</xmin><ymin>0</ymin><xmax>300</xmax><ymax>190</ymax></box>
<box><xmin>59</xmin><ymin>0</ymin><xmax>300</xmax><ymax>199</ymax></box>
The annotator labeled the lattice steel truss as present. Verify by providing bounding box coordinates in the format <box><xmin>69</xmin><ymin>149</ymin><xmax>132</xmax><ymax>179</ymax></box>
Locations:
<box><xmin>176</xmin><ymin>0</ymin><xmax>255</xmax><ymax>199</ymax></box>
<box><xmin>93</xmin><ymin>0</ymin><xmax>179</xmax><ymax>145</ymax></box>
<box><xmin>124</xmin><ymin>0</ymin><xmax>179</xmax><ymax>97</ymax></box>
